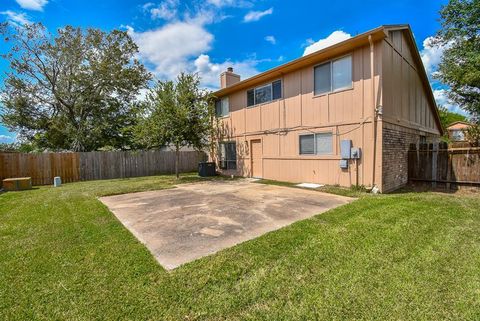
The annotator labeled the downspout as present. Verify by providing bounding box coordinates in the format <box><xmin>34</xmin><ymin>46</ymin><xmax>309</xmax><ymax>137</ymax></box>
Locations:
<box><xmin>369</xmin><ymin>35</ymin><xmax>377</xmax><ymax>190</ymax></box>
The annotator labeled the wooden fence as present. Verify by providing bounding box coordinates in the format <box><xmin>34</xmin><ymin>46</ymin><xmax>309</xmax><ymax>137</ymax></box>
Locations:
<box><xmin>408</xmin><ymin>142</ymin><xmax>480</xmax><ymax>189</ymax></box>
<box><xmin>0</xmin><ymin>150</ymin><xmax>206</xmax><ymax>187</ymax></box>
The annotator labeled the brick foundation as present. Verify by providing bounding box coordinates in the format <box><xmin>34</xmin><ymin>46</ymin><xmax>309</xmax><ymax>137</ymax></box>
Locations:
<box><xmin>382</xmin><ymin>125</ymin><xmax>437</xmax><ymax>192</ymax></box>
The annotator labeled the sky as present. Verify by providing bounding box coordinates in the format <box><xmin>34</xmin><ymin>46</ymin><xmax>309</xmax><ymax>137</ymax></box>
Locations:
<box><xmin>0</xmin><ymin>0</ymin><xmax>457</xmax><ymax>143</ymax></box>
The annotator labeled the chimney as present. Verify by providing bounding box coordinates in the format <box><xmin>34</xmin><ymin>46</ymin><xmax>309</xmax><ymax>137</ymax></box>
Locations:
<box><xmin>220</xmin><ymin>67</ymin><xmax>240</xmax><ymax>89</ymax></box>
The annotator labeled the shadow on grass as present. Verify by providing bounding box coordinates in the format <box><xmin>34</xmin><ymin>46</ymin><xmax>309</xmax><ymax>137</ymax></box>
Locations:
<box><xmin>391</xmin><ymin>183</ymin><xmax>480</xmax><ymax>196</ymax></box>
<box><xmin>255</xmin><ymin>179</ymin><xmax>369</xmax><ymax>198</ymax></box>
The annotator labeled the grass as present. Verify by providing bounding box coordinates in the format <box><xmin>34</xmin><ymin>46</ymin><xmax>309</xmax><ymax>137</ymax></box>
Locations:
<box><xmin>1</xmin><ymin>174</ymin><xmax>480</xmax><ymax>320</ymax></box>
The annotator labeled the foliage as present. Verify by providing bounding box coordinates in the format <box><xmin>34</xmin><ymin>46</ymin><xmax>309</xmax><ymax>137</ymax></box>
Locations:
<box><xmin>134</xmin><ymin>73</ymin><xmax>214</xmax><ymax>178</ymax></box>
<box><xmin>435</xmin><ymin>0</ymin><xmax>480</xmax><ymax>117</ymax></box>
<box><xmin>0</xmin><ymin>23</ymin><xmax>151</xmax><ymax>152</ymax></box>
<box><xmin>0</xmin><ymin>142</ymin><xmax>18</xmax><ymax>152</ymax></box>
<box><xmin>0</xmin><ymin>141</ymin><xmax>36</xmax><ymax>152</ymax></box>
<box><xmin>438</xmin><ymin>105</ymin><xmax>468</xmax><ymax>130</ymax></box>
<box><xmin>2</xmin><ymin>176</ymin><xmax>480</xmax><ymax>319</ymax></box>
<box><xmin>464</xmin><ymin>123</ymin><xmax>480</xmax><ymax>146</ymax></box>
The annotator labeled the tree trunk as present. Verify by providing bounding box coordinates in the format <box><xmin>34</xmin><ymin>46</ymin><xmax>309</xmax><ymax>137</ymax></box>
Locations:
<box><xmin>175</xmin><ymin>145</ymin><xmax>180</xmax><ymax>179</ymax></box>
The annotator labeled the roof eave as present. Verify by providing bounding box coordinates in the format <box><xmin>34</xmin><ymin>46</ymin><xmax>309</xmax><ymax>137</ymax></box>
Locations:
<box><xmin>213</xmin><ymin>26</ymin><xmax>389</xmax><ymax>97</ymax></box>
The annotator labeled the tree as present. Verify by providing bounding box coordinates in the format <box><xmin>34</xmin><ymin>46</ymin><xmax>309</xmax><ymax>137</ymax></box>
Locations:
<box><xmin>438</xmin><ymin>105</ymin><xmax>468</xmax><ymax>129</ymax></box>
<box><xmin>134</xmin><ymin>73</ymin><xmax>213</xmax><ymax>178</ymax></box>
<box><xmin>435</xmin><ymin>0</ymin><xmax>480</xmax><ymax>118</ymax></box>
<box><xmin>0</xmin><ymin>23</ymin><xmax>151</xmax><ymax>151</ymax></box>
<box><xmin>464</xmin><ymin>123</ymin><xmax>480</xmax><ymax>146</ymax></box>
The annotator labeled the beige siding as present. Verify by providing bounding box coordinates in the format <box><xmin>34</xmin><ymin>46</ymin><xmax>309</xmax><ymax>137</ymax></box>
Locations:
<box><xmin>380</xmin><ymin>30</ymin><xmax>442</xmax><ymax>191</ymax></box>
<box><xmin>382</xmin><ymin>30</ymin><xmax>440</xmax><ymax>134</ymax></box>
<box><xmin>218</xmin><ymin>42</ymin><xmax>384</xmax><ymax>189</ymax></box>
<box><xmin>215</xmin><ymin>27</ymin><xmax>441</xmax><ymax>192</ymax></box>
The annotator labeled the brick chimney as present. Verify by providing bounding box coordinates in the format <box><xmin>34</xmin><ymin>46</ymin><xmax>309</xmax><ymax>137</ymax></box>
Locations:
<box><xmin>220</xmin><ymin>67</ymin><xmax>240</xmax><ymax>89</ymax></box>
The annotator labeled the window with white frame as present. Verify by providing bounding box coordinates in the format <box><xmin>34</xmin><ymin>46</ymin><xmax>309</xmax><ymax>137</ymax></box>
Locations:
<box><xmin>299</xmin><ymin>132</ymin><xmax>333</xmax><ymax>155</ymax></box>
<box><xmin>247</xmin><ymin>80</ymin><xmax>282</xmax><ymax>107</ymax></box>
<box><xmin>215</xmin><ymin>97</ymin><xmax>229</xmax><ymax>117</ymax></box>
<box><xmin>314</xmin><ymin>55</ymin><xmax>352</xmax><ymax>95</ymax></box>
<box><xmin>219</xmin><ymin>142</ymin><xmax>237</xmax><ymax>170</ymax></box>
<box><xmin>451</xmin><ymin>129</ymin><xmax>465</xmax><ymax>141</ymax></box>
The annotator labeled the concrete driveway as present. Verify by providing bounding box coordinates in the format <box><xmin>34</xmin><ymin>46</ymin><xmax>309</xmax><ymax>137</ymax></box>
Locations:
<box><xmin>100</xmin><ymin>180</ymin><xmax>353</xmax><ymax>269</ymax></box>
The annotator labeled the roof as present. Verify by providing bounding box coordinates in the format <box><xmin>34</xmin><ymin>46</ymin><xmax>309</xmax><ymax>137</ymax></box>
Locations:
<box><xmin>213</xmin><ymin>24</ymin><xmax>443</xmax><ymax>135</ymax></box>
<box><xmin>447</xmin><ymin>121</ymin><xmax>472</xmax><ymax>130</ymax></box>
<box><xmin>214</xmin><ymin>25</ymin><xmax>389</xmax><ymax>97</ymax></box>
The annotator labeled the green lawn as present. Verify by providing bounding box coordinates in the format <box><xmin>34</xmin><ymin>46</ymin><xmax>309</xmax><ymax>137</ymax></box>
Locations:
<box><xmin>1</xmin><ymin>175</ymin><xmax>480</xmax><ymax>320</ymax></box>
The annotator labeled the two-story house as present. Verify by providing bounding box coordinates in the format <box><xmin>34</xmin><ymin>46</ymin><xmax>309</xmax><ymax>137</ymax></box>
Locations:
<box><xmin>213</xmin><ymin>25</ymin><xmax>443</xmax><ymax>193</ymax></box>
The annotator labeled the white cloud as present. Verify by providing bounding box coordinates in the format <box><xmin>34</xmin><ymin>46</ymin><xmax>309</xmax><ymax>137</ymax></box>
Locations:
<box><xmin>243</xmin><ymin>7</ymin><xmax>273</xmax><ymax>22</ymax></box>
<box><xmin>265</xmin><ymin>35</ymin><xmax>276</xmax><ymax>44</ymax></box>
<box><xmin>206</xmin><ymin>0</ymin><xmax>252</xmax><ymax>8</ymax></box>
<box><xmin>420</xmin><ymin>36</ymin><xmax>463</xmax><ymax>114</ymax></box>
<box><xmin>149</xmin><ymin>0</ymin><xmax>179</xmax><ymax>21</ymax></box>
<box><xmin>1</xmin><ymin>10</ymin><xmax>31</xmax><ymax>26</ymax></box>
<box><xmin>127</xmin><ymin>22</ymin><xmax>213</xmax><ymax>80</ymax></box>
<box><xmin>0</xmin><ymin>135</ymin><xmax>15</xmax><ymax>143</ymax></box>
<box><xmin>433</xmin><ymin>89</ymin><xmax>466</xmax><ymax>115</ymax></box>
<box><xmin>194</xmin><ymin>54</ymin><xmax>259</xmax><ymax>89</ymax></box>
<box><xmin>303</xmin><ymin>30</ymin><xmax>351</xmax><ymax>56</ymax></box>
<box><xmin>420</xmin><ymin>36</ymin><xmax>452</xmax><ymax>79</ymax></box>
<box><xmin>129</xmin><ymin>1</ymin><xmax>260</xmax><ymax>90</ymax></box>
<box><xmin>15</xmin><ymin>0</ymin><xmax>48</xmax><ymax>11</ymax></box>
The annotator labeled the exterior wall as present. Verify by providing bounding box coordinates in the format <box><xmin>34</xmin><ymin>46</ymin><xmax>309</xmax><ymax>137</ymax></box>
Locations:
<box><xmin>382</xmin><ymin>30</ymin><xmax>440</xmax><ymax>135</ymax></box>
<box><xmin>216</xmin><ymin>29</ymin><xmax>442</xmax><ymax>192</ymax></box>
<box><xmin>381</xmin><ymin>30</ymin><xmax>441</xmax><ymax>192</ymax></box>
<box><xmin>217</xmin><ymin>41</ymin><xmax>383</xmax><ymax>188</ymax></box>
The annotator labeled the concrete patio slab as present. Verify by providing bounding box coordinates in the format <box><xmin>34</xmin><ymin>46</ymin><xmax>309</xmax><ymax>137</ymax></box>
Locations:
<box><xmin>99</xmin><ymin>180</ymin><xmax>354</xmax><ymax>270</ymax></box>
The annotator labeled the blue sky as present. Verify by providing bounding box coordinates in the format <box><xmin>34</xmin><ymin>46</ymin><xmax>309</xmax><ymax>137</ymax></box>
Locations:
<box><xmin>0</xmin><ymin>0</ymin><xmax>455</xmax><ymax>143</ymax></box>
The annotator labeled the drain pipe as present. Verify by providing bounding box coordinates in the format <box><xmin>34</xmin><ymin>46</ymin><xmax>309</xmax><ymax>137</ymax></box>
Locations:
<box><xmin>369</xmin><ymin>35</ymin><xmax>378</xmax><ymax>191</ymax></box>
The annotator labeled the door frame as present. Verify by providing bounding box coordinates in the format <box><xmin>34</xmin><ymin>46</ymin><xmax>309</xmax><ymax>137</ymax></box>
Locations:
<box><xmin>250</xmin><ymin>139</ymin><xmax>263</xmax><ymax>178</ymax></box>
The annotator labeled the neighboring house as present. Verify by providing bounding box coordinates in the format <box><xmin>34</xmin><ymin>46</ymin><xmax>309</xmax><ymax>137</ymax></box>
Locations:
<box><xmin>446</xmin><ymin>121</ymin><xmax>471</xmax><ymax>141</ymax></box>
<box><xmin>213</xmin><ymin>25</ymin><xmax>442</xmax><ymax>193</ymax></box>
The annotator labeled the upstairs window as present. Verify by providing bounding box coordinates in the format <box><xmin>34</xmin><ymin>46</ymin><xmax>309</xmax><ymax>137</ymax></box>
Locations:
<box><xmin>219</xmin><ymin>142</ymin><xmax>237</xmax><ymax>170</ymax></box>
<box><xmin>247</xmin><ymin>80</ymin><xmax>282</xmax><ymax>107</ymax></box>
<box><xmin>299</xmin><ymin>133</ymin><xmax>333</xmax><ymax>155</ymax></box>
<box><xmin>215</xmin><ymin>97</ymin><xmax>229</xmax><ymax>117</ymax></box>
<box><xmin>314</xmin><ymin>55</ymin><xmax>352</xmax><ymax>95</ymax></box>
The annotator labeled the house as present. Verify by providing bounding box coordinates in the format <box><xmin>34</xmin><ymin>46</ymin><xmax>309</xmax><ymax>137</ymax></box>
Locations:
<box><xmin>213</xmin><ymin>25</ymin><xmax>443</xmax><ymax>193</ymax></box>
<box><xmin>446</xmin><ymin>121</ymin><xmax>471</xmax><ymax>141</ymax></box>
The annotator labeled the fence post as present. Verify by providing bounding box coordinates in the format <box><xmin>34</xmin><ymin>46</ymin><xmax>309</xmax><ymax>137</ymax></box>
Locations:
<box><xmin>446</xmin><ymin>151</ymin><xmax>452</xmax><ymax>190</ymax></box>
<box><xmin>431</xmin><ymin>142</ymin><xmax>438</xmax><ymax>189</ymax></box>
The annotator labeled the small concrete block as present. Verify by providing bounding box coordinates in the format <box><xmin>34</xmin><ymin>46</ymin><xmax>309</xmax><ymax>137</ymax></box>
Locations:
<box><xmin>296</xmin><ymin>183</ymin><xmax>324</xmax><ymax>189</ymax></box>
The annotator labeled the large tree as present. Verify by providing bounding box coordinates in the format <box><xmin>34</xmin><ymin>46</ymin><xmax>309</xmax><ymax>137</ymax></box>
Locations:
<box><xmin>435</xmin><ymin>0</ymin><xmax>480</xmax><ymax>119</ymax></box>
<box><xmin>0</xmin><ymin>23</ymin><xmax>151</xmax><ymax>151</ymax></box>
<box><xmin>134</xmin><ymin>73</ymin><xmax>213</xmax><ymax>178</ymax></box>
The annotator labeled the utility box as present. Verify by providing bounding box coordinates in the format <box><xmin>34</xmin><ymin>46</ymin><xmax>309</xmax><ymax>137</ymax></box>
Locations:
<box><xmin>350</xmin><ymin>147</ymin><xmax>361</xmax><ymax>159</ymax></box>
<box><xmin>198</xmin><ymin>162</ymin><xmax>216</xmax><ymax>177</ymax></box>
<box><xmin>341</xmin><ymin>140</ymin><xmax>352</xmax><ymax>159</ymax></box>
<box><xmin>339</xmin><ymin>160</ymin><xmax>349</xmax><ymax>169</ymax></box>
<box><xmin>54</xmin><ymin>176</ymin><xmax>62</xmax><ymax>187</ymax></box>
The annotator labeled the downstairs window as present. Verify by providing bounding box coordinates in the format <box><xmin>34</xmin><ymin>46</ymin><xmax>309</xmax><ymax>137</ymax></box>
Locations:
<box><xmin>219</xmin><ymin>142</ymin><xmax>237</xmax><ymax>170</ymax></box>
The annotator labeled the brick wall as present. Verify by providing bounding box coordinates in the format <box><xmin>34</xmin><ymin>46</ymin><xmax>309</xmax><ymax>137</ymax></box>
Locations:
<box><xmin>382</xmin><ymin>125</ymin><xmax>437</xmax><ymax>192</ymax></box>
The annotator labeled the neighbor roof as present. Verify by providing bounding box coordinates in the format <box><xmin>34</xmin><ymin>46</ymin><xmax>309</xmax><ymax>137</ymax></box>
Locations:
<box><xmin>214</xmin><ymin>24</ymin><xmax>443</xmax><ymax>135</ymax></box>
<box><xmin>447</xmin><ymin>121</ymin><xmax>472</xmax><ymax>129</ymax></box>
